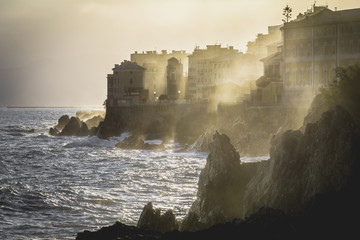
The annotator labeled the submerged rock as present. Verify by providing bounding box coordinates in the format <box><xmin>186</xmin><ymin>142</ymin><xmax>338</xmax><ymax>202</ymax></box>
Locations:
<box><xmin>244</xmin><ymin>106</ymin><xmax>360</xmax><ymax>216</ymax></box>
<box><xmin>49</xmin><ymin>127</ymin><xmax>60</xmax><ymax>136</ymax></box>
<box><xmin>137</xmin><ymin>202</ymin><xmax>179</xmax><ymax>233</ymax></box>
<box><xmin>181</xmin><ymin>131</ymin><xmax>260</xmax><ymax>231</ymax></box>
<box><xmin>115</xmin><ymin>135</ymin><xmax>165</xmax><ymax>150</ymax></box>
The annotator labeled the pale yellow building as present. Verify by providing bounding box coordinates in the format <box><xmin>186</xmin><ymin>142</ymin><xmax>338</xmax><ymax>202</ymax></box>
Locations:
<box><xmin>282</xmin><ymin>5</ymin><xmax>360</xmax><ymax>106</ymax></box>
<box><xmin>107</xmin><ymin>61</ymin><xmax>148</xmax><ymax>105</ymax></box>
<box><xmin>187</xmin><ymin>45</ymin><xmax>261</xmax><ymax>101</ymax></box>
<box><xmin>131</xmin><ymin>50</ymin><xmax>189</xmax><ymax>101</ymax></box>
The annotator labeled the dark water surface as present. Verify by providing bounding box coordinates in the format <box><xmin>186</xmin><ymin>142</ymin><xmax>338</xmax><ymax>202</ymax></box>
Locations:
<box><xmin>0</xmin><ymin>108</ymin><xmax>267</xmax><ymax>239</ymax></box>
<box><xmin>0</xmin><ymin>108</ymin><xmax>209</xmax><ymax>240</ymax></box>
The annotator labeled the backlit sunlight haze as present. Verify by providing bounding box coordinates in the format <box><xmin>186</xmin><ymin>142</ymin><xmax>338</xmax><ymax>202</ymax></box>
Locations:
<box><xmin>0</xmin><ymin>0</ymin><xmax>359</xmax><ymax>107</ymax></box>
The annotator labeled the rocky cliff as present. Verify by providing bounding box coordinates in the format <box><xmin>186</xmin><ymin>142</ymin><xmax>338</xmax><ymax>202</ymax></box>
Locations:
<box><xmin>181</xmin><ymin>132</ymin><xmax>260</xmax><ymax>231</ymax></box>
<box><xmin>244</xmin><ymin>105</ymin><xmax>360</xmax><ymax>216</ymax></box>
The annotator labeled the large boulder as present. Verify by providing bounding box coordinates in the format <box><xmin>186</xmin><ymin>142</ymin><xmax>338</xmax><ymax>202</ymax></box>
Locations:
<box><xmin>137</xmin><ymin>202</ymin><xmax>179</xmax><ymax>233</ymax></box>
<box><xmin>244</xmin><ymin>106</ymin><xmax>360</xmax><ymax>216</ymax></box>
<box><xmin>60</xmin><ymin>117</ymin><xmax>82</xmax><ymax>136</ymax></box>
<box><xmin>56</xmin><ymin>115</ymin><xmax>70</xmax><ymax>130</ymax></box>
<box><xmin>181</xmin><ymin>131</ymin><xmax>260</xmax><ymax>231</ymax></box>
<box><xmin>49</xmin><ymin>127</ymin><xmax>60</xmax><ymax>136</ymax></box>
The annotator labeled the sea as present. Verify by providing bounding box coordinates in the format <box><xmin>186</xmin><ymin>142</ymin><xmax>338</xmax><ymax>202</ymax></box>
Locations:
<box><xmin>0</xmin><ymin>108</ymin><xmax>267</xmax><ymax>240</ymax></box>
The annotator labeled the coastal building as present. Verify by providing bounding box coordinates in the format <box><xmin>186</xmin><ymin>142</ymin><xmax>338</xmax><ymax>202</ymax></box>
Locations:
<box><xmin>254</xmin><ymin>45</ymin><xmax>283</xmax><ymax>105</ymax></box>
<box><xmin>187</xmin><ymin>45</ymin><xmax>261</xmax><ymax>101</ymax></box>
<box><xmin>166</xmin><ymin>57</ymin><xmax>183</xmax><ymax>100</ymax></box>
<box><xmin>131</xmin><ymin>50</ymin><xmax>189</xmax><ymax>101</ymax></box>
<box><xmin>282</xmin><ymin>5</ymin><xmax>360</xmax><ymax>106</ymax></box>
<box><xmin>246</xmin><ymin>25</ymin><xmax>282</xmax><ymax>59</ymax></box>
<box><xmin>107</xmin><ymin>60</ymin><xmax>148</xmax><ymax>106</ymax></box>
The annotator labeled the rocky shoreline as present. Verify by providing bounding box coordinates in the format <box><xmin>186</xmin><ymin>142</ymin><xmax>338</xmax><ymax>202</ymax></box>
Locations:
<box><xmin>75</xmin><ymin>95</ymin><xmax>360</xmax><ymax>239</ymax></box>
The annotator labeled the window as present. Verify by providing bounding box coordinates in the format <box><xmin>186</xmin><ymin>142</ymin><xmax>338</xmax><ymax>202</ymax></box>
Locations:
<box><xmin>324</xmin><ymin>42</ymin><xmax>328</xmax><ymax>55</ymax></box>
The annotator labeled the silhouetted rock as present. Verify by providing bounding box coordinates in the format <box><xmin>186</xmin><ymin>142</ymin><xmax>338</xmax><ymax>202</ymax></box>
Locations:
<box><xmin>181</xmin><ymin>131</ymin><xmax>260</xmax><ymax>231</ymax></box>
<box><xmin>60</xmin><ymin>117</ymin><xmax>82</xmax><ymax>136</ymax></box>
<box><xmin>49</xmin><ymin>127</ymin><xmax>59</xmax><ymax>136</ymax></box>
<box><xmin>78</xmin><ymin>122</ymin><xmax>89</xmax><ymax>136</ymax></box>
<box><xmin>137</xmin><ymin>202</ymin><xmax>179</xmax><ymax>233</ymax></box>
<box><xmin>300</xmin><ymin>93</ymin><xmax>329</xmax><ymax>132</ymax></box>
<box><xmin>76</xmin><ymin>221</ymin><xmax>161</xmax><ymax>240</ymax></box>
<box><xmin>57</xmin><ymin>115</ymin><xmax>70</xmax><ymax>130</ymax></box>
<box><xmin>244</xmin><ymin>106</ymin><xmax>360</xmax><ymax>216</ymax></box>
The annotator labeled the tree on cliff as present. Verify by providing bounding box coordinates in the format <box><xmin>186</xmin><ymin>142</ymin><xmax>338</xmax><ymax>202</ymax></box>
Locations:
<box><xmin>320</xmin><ymin>65</ymin><xmax>360</xmax><ymax>124</ymax></box>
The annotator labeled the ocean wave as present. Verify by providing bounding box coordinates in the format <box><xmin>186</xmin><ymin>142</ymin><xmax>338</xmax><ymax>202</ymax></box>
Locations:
<box><xmin>64</xmin><ymin>136</ymin><xmax>113</xmax><ymax>148</ymax></box>
<box><xmin>0</xmin><ymin>126</ymin><xmax>35</xmax><ymax>134</ymax></box>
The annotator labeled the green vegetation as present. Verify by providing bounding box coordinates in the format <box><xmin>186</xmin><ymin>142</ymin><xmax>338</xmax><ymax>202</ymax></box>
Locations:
<box><xmin>320</xmin><ymin>65</ymin><xmax>360</xmax><ymax>124</ymax></box>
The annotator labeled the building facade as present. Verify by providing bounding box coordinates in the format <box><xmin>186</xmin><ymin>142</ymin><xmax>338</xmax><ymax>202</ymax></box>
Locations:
<box><xmin>187</xmin><ymin>45</ymin><xmax>261</xmax><ymax>101</ymax></box>
<box><xmin>107</xmin><ymin>60</ymin><xmax>148</xmax><ymax>105</ymax></box>
<box><xmin>166</xmin><ymin>57</ymin><xmax>183</xmax><ymax>100</ymax></box>
<box><xmin>247</xmin><ymin>25</ymin><xmax>283</xmax><ymax>59</ymax></box>
<box><xmin>282</xmin><ymin>5</ymin><xmax>360</xmax><ymax>106</ymax></box>
<box><xmin>255</xmin><ymin>45</ymin><xmax>283</xmax><ymax>105</ymax></box>
<box><xmin>131</xmin><ymin>50</ymin><xmax>189</xmax><ymax>101</ymax></box>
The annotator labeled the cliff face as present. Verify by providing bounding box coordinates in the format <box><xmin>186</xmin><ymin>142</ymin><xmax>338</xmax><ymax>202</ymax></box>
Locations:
<box><xmin>244</xmin><ymin>106</ymin><xmax>360</xmax><ymax>216</ymax></box>
<box><xmin>181</xmin><ymin>132</ymin><xmax>260</xmax><ymax>231</ymax></box>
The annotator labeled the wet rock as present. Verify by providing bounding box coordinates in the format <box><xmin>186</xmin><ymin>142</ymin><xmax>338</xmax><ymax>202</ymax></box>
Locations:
<box><xmin>49</xmin><ymin>127</ymin><xmax>60</xmax><ymax>136</ymax></box>
<box><xmin>244</xmin><ymin>106</ymin><xmax>360</xmax><ymax>217</ymax></box>
<box><xmin>60</xmin><ymin>117</ymin><xmax>82</xmax><ymax>136</ymax></box>
<box><xmin>78</xmin><ymin>122</ymin><xmax>89</xmax><ymax>136</ymax></box>
<box><xmin>137</xmin><ymin>202</ymin><xmax>179</xmax><ymax>233</ymax></box>
<box><xmin>181</xmin><ymin>131</ymin><xmax>260</xmax><ymax>231</ymax></box>
<box><xmin>115</xmin><ymin>135</ymin><xmax>145</xmax><ymax>149</ymax></box>
<box><xmin>57</xmin><ymin>115</ymin><xmax>70</xmax><ymax>130</ymax></box>
<box><xmin>76</xmin><ymin>221</ymin><xmax>161</xmax><ymax>240</ymax></box>
<box><xmin>115</xmin><ymin>135</ymin><xmax>165</xmax><ymax>150</ymax></box>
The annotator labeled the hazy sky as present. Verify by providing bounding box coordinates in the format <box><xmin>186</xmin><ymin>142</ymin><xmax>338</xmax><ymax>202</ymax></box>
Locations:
<box><xmin>0</xmin><ymin>0</ymin><xmax>359</xmax><ymax>107</ymax></box>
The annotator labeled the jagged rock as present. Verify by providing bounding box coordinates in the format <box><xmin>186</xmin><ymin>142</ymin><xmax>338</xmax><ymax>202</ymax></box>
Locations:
<box><xmin>137</xmin><ymin>202</ymin><xmax>179</xmax><ymax>233</ymax></box>
<box><xmin>88</xmin><ymin>127</ymin><xmax>98</xmax><ymax>136</ymax></box>
<box><xmin>300</xmin><ymin>93</ymin><xmax>329</xmax><ymax>132</ymax></box>
<box><xmin>57</xmin><ymin>115</ymin><xmax>70</xmax><ymax>130</ymax></box>
<box><xmin>181</xmin><ymin>131</ymin><xmax>260</xmax><ymax>231</ymax></box>
<box><xmin>78</xmin><ymin>122</ymin><xmax>89</xmax><ymax>136</ymax></box>
<box><xmin>187</xmin><ymin>128</ymin><xmax>216</xmax><ymax>152</ymax></box>
<box><xmin>49</xmin><ymin>127</ymin><xmax>60</xmax><ymax>136</ymax></box>
<box><xmin>60</xmin><ymin>117</ymin><xmax>82</xmax><ymax>136</ymax></box>
<box><xmin>244</xmin><ymin>106</ymin><xmax>360</xmax><ymax>217</ymax></box>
